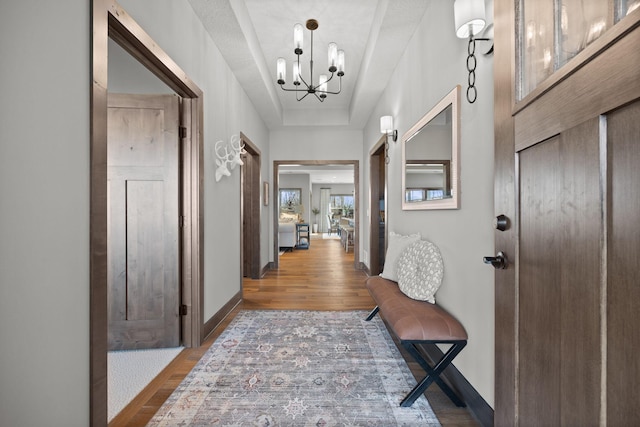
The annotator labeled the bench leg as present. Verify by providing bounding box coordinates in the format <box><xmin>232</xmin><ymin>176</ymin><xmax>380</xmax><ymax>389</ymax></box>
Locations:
<box><xmin>365</xmin><ymin>306</ymin><xmax>380</xmax><ymax>321</ymax></box>
<box><xmin>400</xmin><ymin>341</ymin><xmax>467</xmax><ymax>408</ymax></box>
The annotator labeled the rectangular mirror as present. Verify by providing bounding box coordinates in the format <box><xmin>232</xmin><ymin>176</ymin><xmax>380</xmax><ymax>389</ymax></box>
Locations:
<box><xmin>402</xmin><ymin>85</ymin><xmax>460</xmax><ymax>210</ymax></box>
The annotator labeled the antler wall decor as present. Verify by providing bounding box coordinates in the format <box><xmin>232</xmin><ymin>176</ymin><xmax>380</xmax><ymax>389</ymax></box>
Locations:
<box><xmin>228</xmin><ymin>134</ymin><xmax>246</xmax><ymax>170</ymax></box>
<box><xmin>214</xmin><ymin>134</ymin><xmax>246</xmax><ymax>182</ymax></box>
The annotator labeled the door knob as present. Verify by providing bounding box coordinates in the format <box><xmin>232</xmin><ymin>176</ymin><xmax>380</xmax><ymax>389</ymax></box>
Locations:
<box><xmin>483</xmin><ymin>251</ymin><xmax>508</xmax><ymax>269</ymax></box>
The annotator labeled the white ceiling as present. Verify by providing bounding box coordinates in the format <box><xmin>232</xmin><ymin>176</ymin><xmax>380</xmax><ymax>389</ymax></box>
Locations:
<box><xmin>187</xmin><ymin>0</ymin><xmax>431</xmax><ymax>130</ymax></box>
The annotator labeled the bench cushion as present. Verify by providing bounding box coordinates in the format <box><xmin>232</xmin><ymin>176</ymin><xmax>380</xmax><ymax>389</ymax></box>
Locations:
<box><xmin>366</xmin><ymin>276</ymin><xmax>467</xmax><ymax>342</ymax></box>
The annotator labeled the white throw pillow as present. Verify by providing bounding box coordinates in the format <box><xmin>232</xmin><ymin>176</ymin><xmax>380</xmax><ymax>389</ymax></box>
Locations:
<box><xmin>380</xmin><ymin>231</ymin><xmax>421</xmax><ymax>282</ymax></box>
<box><xmin>397</xmin><ymin>240</ymin><xmax>444</xmax><ymax>303</ymax></box>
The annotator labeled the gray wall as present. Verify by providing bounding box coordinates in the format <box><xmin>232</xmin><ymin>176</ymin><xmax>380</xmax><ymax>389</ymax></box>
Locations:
<box><xmin>362</xmin><ymin>0</ymin><xmax>496</xmax><ymax>406</ymax></box>
<box><xmin>1</xmin><ymin>2</ymin><xmax>91</xmax><ymax>426</ymax></box>
<box><xmin>270</xmin><ymin>127</ymin><xmax>363</xmax><ymax>255</ymax></box>
<box><xmin>0</xmin><ymin>1</ymin><xmax>496</xmax><ymax>425</ymax></box>
<box><xmin>117</xmin><ymin>0</ymin><xmax>270</xmax><ymax>321</ymax></box>
<box><xmin>0</xmin><ymin>1</ymin><xmax>269</xmax><ymax>425</ymax></box>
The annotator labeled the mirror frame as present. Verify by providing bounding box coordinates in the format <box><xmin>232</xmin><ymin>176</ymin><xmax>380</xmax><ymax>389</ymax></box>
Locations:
<box><xmin>401</xmin><ymin>85</ymin><xmax>460</xmax><ymax>210</ymax></box>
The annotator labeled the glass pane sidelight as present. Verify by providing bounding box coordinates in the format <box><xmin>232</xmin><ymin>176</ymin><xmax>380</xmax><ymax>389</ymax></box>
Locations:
<box><xmin>518</xmin><ymin>0</ymin><xmax>628</xmax><ymax>100</ymax></box>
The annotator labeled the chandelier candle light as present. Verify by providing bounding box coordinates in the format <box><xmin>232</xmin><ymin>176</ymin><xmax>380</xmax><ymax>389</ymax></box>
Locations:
<box><xmin>276</xmin><ymin>19</ymin><xmax>345</xmax><ymax>102</ymax></box>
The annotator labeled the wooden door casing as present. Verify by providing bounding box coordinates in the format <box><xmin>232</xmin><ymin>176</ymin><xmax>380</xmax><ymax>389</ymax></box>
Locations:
<box><xmin>368</xmin><ymin>135</ymin><xmax>387</xmax><ymax>276</ymax></box>
<box><xmin>240</xmin><ymin>133</ymin><xmax>261</xmax><ymax>280</ymax></box>
<box><xmin>107</xmin><ymin>93</ymin><xmax>181</xmax><ymax>350</ymax></box>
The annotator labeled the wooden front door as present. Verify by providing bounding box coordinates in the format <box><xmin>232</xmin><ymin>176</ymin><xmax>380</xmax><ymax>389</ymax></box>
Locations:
<box><xmin>494</xmin><ymin>2</ymin><xmax>640</xmax><ymax>425</ymax></box>
<box><xmin>107</xmin><ymin>93</ymin><xmax>181</xmax><ymax>350</ymax></box>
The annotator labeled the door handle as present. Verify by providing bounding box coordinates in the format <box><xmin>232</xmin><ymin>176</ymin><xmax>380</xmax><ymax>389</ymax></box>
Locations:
<box><xmin>483</xmin><ymin>251</ymin><xmax>508</xmax><ymax>269</ymax></box>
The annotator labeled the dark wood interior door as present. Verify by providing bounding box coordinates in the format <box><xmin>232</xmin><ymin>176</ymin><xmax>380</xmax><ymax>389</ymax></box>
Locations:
<box><xmin>369</xmin><ymin>136</ymin><xmax>387</xmax><ymax>275</ymax></box>
<box><xmin>107</xmin><ymin>93</ymin><xmax>181</xmax><ymax>350</ymax></box>
<box><xmin>241</xmin><ymin>134</ymin><xmax>261</xmax><ymax>279</ymax></box>
<box><xmin>494</xmin><ymin>2</ymin><xmax>640</xmax><ymax>424</ymax></box>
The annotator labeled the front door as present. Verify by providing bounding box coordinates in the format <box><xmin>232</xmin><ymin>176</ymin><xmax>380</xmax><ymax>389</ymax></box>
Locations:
<box><xmin>107</xmin><ymin>93</ymin><xmax>181</xmax><ymax>350</ymax></box>
<box><xmin>494</xmin><ymin>2</ymin><xmax>640</xmax><ymax>425</ymax></box>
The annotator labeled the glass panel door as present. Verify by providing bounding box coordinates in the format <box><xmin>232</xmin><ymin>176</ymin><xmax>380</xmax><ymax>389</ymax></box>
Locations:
<box><xmin>518</xmin><ymin>0</ymin><xmax>616</xmax><ymax>100</ymax></box>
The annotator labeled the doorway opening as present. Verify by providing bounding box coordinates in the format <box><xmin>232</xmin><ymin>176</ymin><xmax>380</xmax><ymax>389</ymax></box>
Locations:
<box><xmin>273</xmin><ymin>160</ymin><xmax>360</xmax><ymax>270</ymax></box>
<box><xmin>92</xmin><ymin>2</ymin><xmax>204</xmax><ymax>425</ymax></box>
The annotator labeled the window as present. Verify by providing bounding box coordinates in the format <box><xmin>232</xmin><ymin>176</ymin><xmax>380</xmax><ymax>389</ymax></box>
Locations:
<box><xmin>405</xmin><ymin>188</ymin><xmax>445</xmax><ymax>202</ymax></box>
<box><xmin>330</xmin><ymin>194</ymin><xmax>354</xmax><ymax>209</ymax></box>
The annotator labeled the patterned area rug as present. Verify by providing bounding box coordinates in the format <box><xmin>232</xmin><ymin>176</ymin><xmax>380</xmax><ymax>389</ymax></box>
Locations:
<box><xmin>148</xmin><ymin>310</ymin><xmax>441</xmax><ymax>426</ymax></box>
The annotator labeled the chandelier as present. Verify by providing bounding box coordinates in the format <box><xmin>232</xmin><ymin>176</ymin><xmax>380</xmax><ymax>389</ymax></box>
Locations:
<box><xmin>276</xmin><ymin>19</ymin><xmax>345</xmax><ymax>102</ymax></box>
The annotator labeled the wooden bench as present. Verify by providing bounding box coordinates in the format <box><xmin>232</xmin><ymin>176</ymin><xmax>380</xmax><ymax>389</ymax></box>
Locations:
<box><xmin>365</xmin><ymin>276</ymin><xmax>468</xmax><ymax>407</ymax></box>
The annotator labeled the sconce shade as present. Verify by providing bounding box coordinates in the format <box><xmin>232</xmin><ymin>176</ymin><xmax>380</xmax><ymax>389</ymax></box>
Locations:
<box><xmin>454</xmin><ymin>0</ymin><xmax>486</xmax><ymax>38</ymax></box>
<box><xmin>380</xmin><ymin>115</ymin><xmax>397</xmax><ymax>141</ymax></box>
<box><xmin>380</xmin><ymin>115</ymin><xmax>393</xmax><ymax>134</ymax></box>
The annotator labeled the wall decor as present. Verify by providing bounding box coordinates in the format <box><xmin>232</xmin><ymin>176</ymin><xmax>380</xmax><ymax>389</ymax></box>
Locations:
<box><xmin>215</xmin><ymin>134</ymin><xmax>246</xmax><ymax>182</ymax></box>
<box><xmin>263</xmin><ymin>181</ymin><xmax>269</xmax><ymax>206</ymax></box>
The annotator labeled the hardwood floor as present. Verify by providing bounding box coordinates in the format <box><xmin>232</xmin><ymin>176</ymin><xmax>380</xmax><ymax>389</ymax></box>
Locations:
<box><xmin>109</xmin><ymin>235</ymin><xmax>480</xmax><ymax>426</ymax></box>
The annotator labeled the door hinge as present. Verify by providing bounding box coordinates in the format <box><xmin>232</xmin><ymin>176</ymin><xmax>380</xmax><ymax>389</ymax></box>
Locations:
<box><xmin>180</xmin><ymin>304</ymin><xmax>188</xmax><ymax>316</ymax></box>
<box><xmin>179</xmin><ymin>126</ymin><xmax>187</xmax><ymax>139</ymax></box>
<box><xmin>179</xmin><ymin>215</ymin><xmax>185</xmax><ymax>228</ymax></box>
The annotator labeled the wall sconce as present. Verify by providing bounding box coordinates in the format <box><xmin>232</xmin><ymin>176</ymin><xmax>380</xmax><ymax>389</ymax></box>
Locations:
<box><xmin>454</xmin><ymin>0</ymin><xmax>493</xmax><ymax>103</ymax></box>
<box><xmin>380</xmin><ymin>115</ymin><xmax>397</xmax><ymax>142</ymax></box>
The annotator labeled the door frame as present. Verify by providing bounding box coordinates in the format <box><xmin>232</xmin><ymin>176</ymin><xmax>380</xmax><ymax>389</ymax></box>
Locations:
<box><xmin>368</xmin><ymin>135</ymin><xmax>388</xmax><ymax>276</ymax></box>
<box><xmin>272</xmin><ymin>160</ymin><xmax>360</xmax><ymax>269</ymax></box>
<box><xmin>91</xmin><ymin>1</ymin><xmax>204</xmax><ymax>425</ymax></box>
<box><xmin>240</xmin><ymin>132</ymin><xmax>262</xmax><ymax>279</ymax></box>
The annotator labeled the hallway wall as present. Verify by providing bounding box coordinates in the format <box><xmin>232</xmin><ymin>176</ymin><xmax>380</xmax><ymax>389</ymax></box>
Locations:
<box><xmin>0</xmin><ymin>1</ymin><xmax>496</xmax><ymax>425</ymax></box>
<box><xmin>270</xmin><ymin>127</ymin><xmax>363</xmax><ymax>259</ymax></box>
<box><xmin>362</xmin><ymin>0</ymin><xmax>496</xmax><ymax>406</ymax></box>
<box><xmin>1</xmin><ymin>1</ymin><xmax>269</xmax><ymax>425</ymax></box>
<box><xmin>0</xmin><ymin>2</ymin><xmax>91</xmax><ymax>426</ymax></box>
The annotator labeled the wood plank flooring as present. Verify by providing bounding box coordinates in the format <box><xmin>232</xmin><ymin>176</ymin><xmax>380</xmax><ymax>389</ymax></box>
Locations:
<box><xmin>109</xmin><ymin>235</ymin><xmax>480</xmax><ymax>426</ymax></box>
